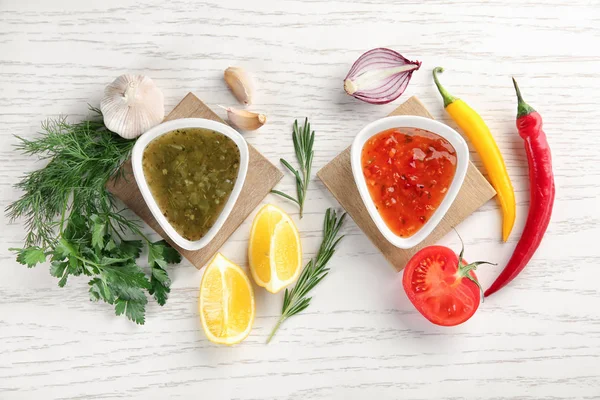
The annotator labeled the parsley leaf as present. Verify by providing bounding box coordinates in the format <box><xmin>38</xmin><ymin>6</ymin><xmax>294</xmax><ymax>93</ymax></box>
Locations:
<box><xmin>89</xmin><ymin>277</ymin><xmax>115</xmax><ymax>303</ymax></box>
<box><xmin>50</xmin><ymin>261</ymin><xmax>70</xmax><ymax>287</ymax></box>
<box><xmin>148</xmin><ymin>241</ymin><xmax>167</xmax><ymax>269</ymax></box>
<box><xmin>147</xmin><ymin>240</ymin><xmax>181</xmax><ymax>306</ymax></box>
<box><xmin>149</xmin><ymin>265</ymin><xmax>171</xmax><ymax>306</ymax></box>
<box><xmin>90</xmin><ymin>214</ymin><xmax>106</xmax><ymax>250</ymax></box>
<box><xmin>101</xmin><ymin>263</ymin><xmax>151</xmax><ymax>292</ymax></box>
<box><xmin>115</xmin><ymin>298</ymin><xmax>147</xmax><ymax>325</ymax></box>
<box><xmin>159</xmin><ymin>240</ymin><xmax>182</xmax><ymax>264</ymax></box>
<box><xmin>105</xmin><ymin>239</ymin><xmax>117</xmax><ymax>252</ymax></box>
<box><xmin>118</xmin><ymin>240</ymin><xmax>143</xmax><ymax>259</ymax></box>
<box><xmin>11</xmin><ymin>246</ymin><xmax>46</xmax><ymax>268</ymax></box>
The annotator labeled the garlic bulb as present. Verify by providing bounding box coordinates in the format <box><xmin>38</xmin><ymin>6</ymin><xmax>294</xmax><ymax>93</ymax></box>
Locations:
<box><xmin>101</xmin><ymin>74</ymin><xmax>165</xmax><ymax>139</ymax></box>
<box><xmin>224</xmin><ymin>67</ymin><xmax>253</xmax><ymax>106</ymax></box>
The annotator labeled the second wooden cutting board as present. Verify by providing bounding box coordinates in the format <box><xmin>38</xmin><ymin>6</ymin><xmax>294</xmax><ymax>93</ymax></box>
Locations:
<box><xmin>318</xmin><ymin>96</ymin><xmax>496</xmax><ymax>272</ymax></box>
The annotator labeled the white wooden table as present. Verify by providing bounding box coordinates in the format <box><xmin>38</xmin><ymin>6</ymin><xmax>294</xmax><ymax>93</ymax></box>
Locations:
<box><xmin>1</xmin><ymin>1</ymin><xmax>599</xmax><ymax>399</ymax></box>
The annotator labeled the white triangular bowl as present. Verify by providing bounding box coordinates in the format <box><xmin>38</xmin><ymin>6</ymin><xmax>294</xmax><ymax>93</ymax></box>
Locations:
<box><xmin>350</xmin><ymin>116</ymin><xmax>469</xmax><ymax>249</ymax></box>
<box><xmin>131</xmin><ymin>118</ymin><xmax>249</xmax><ymax>251</ymax></box>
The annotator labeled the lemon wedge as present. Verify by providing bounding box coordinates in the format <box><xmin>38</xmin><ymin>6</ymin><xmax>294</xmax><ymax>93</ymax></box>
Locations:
<box><xmin>199</xmin><ymin>253</ymin><xmax>255</xmax><ymax>345</ymax></box>
<box><xmin>248</xmin><ymin>204</ymin><xmax>302</xmax><ymax>293</ymax></box>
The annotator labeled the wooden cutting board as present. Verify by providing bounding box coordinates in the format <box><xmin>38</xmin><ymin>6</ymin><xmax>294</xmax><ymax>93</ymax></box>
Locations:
<box><xmin>317</xmin><ymin>96</ymin><xmax>496</xmax><ymax>272</ymax></box>
<box><xmin>107</xmin><ymin>93</ymin><xmax>283</xmax><ymax>269</ymax></box>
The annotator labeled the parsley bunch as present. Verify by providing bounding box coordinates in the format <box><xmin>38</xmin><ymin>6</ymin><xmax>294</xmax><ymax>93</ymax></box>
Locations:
<box><xmin>6</xmin><ymin>110</ymin><xmax>181</xmax><ymax>324</ymax></box>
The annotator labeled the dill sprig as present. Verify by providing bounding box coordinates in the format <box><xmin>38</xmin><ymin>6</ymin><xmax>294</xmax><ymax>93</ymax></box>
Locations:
<box><xmin>6</xmin><ymin>109</ymin><xmax>181</xmax><ymax>324</ymax></box>
<box><xmin>267</xmin><ymin>208</ymin><xmax>346</xmax><ymax>343</ymax></box>
<box><xmin>7</xmin><ymin>114</ymin><xmax>134</xmax><ymax>247</ymax></box>
<box><xmin>271</xmin><ymin>118</ymin><xmax>314</xmax><ymax>218</ymax></box>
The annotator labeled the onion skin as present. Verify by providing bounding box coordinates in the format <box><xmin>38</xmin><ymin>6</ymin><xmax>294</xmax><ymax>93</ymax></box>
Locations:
<box><xmin>344</xmin><ymin>48</ymin><xmax>421</xmax><ymax>105</ymax></box>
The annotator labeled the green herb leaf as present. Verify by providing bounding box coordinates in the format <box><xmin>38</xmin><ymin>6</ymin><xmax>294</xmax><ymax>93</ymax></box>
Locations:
<box><xmin>118</xmin><ymin>240</ymin><xmax>144</xmax><ymax>259</ymax></box>
<box><xmin>148</xmin><ymin>240</ymin><xmax>182</xmax><ymax>268</ymax></box>
<box><xmin>149</xmin><ymin>265</ymin><xmax>171</xmax><ymax>306</ymax></box>
<box><xmin>270</xmin><ymin>190</ymin><xmax>300</xmax><ymax>206</ymax></box>
<box><xmin>57</xmin><ymin>273</ymin><xmax>70</xmax><ymax>288</ymax></box>
<box><xmin>91</xmin><ymin>214</ymin><xmax>106</xmax><ymax>250</ymax></box>
<box><xmin>88</xmin><ymin>277</ymin><xmax>115</xmax><ymax>303</ymax></box>
<box><xmin>11</xmin><ymin>246</ymin><xmax>46</xmax><ymax>268</ymax></box>
<box><xmin>50</xmin><ymin>261</ymin><xmax>68</xmax><ymax>279</ymax></box>
<box><xmin>105</xmin><ymin>239</ymin><xmax>117</xmax><ymax>252</ymax></box>
<box><xmin>115</xmin><ymin>298</ymin><xmax>147</xmax><ymax>325</ymax></box>
<box><xmin>49</xmin><ymin>261</ymin><xmax>70</xmax><ymax>287</ymax></box>
<box><xmin>151</xmin><ymin>265</ymin><xmax>171</xmax><ymax>285</ymax></box>
<box><xmin>101</xmin><ymin>263</ymin><xmax>151</xmax><ymax>292</ymax></box>
<box><xmin>64</xmin><ymin>213</ymin><xmax>88</xmax><ymax>241</ymax></box>
<box><xmin>147</xmin><ymin>240</ymin><xmax>179</xmax><ymax>306</ymax></box>
<box><xmin>55</xmin><ymin>237</ymin><xmax>76</xmax><ymax>259</ymax></box>
<box><xmin>155</xmin><ymin>240</ymin><xmax>182</xmax><ymax>264</ymax></box>
<box><xmin>148</xmin><ymin>242</ymin><xmax>168</xmax><ymax>269</ymax></box>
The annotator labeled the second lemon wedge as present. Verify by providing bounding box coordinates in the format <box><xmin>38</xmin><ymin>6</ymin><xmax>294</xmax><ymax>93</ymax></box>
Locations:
<box><xmin>199</xmin><ymin>253</ymin><xmax>255</xmax><ymax>345</ymax></box>
<box><xmin>248</xmin><ymin>204</ymin><xmax>302</xmax><ymax>293</ymax></box>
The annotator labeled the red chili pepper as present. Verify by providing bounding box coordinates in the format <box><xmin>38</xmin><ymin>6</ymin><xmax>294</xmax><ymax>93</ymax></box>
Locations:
<box><xmin>484</xmin><ymin>79</ymin><xmax>555</xmax><ymax>297</ymax></box>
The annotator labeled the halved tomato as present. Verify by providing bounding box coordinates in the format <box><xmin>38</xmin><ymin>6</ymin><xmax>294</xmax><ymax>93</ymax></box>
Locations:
<box><xmin>402</xmin><ymin>245</ymin><xmax>489</xmax><ymax>326</ymax></box>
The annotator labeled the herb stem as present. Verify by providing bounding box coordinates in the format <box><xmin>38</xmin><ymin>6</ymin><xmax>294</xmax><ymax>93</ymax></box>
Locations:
<box><xmin>108</xmin><ymin>220</ymin><xmax>125</xmax><ymax>241</ymax></box>
<box><xmin>76</xmin><ymin>254</ymin><xmax>101</xmax><ymax>268</ymax></box>
<box><xmin>59</xmin><ymin>202</ymin><xmax>68</xmax><ymax>236</ymax></box>
<box><xmin>266</xmin><ymin>317</ymin><xmax>284</xmax><ymax>344</ymax></box>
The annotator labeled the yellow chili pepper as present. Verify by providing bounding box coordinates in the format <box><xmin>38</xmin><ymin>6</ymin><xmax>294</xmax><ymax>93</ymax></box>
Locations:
<box><xmin>433</xmin><ymin>67</ymin><xmax>516</xmax><ymax>242</ymax></box>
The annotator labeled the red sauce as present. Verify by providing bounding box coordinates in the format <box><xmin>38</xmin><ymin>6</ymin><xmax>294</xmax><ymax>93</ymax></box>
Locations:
<box><xmin>361</xmin><ymin>128</ymin><xmax>457</xmax><ymax>238</ymax></box>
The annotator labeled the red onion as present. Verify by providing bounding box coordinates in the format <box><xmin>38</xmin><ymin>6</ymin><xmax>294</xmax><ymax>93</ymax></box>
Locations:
<box><xmin>344</xmin><ymin>48</ymin><xmax>421</xmax><ymax>105</ymax></box>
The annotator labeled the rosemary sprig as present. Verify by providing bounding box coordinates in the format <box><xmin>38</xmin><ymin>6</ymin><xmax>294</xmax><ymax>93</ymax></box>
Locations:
<box><xmin>267</xmin><ymin>208</ymin><xmax>346</xmax><ymax>343</ymax></box>
<box><xmin>271</xmin><ymin>118</ymin><xmax>314</xmax><ymax>218</ymax></box>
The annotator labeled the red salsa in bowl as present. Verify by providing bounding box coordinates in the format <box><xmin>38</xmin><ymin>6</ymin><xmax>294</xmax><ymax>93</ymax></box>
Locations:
<box><xmin>361</xmin><ymin>128</ymin><xmax>457</xmax><ymax>238</ymax></box>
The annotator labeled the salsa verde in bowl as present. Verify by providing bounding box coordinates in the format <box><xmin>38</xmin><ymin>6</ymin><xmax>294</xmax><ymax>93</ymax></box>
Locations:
<box><xmin>351</xmin><ymin>116</ymin><xmax>469</xmax><ymax>249</ymax></box>
<box><xmin>132</xmin><ymin>118</ymin><xmax>249</xmax><ymax>251</ymax></box>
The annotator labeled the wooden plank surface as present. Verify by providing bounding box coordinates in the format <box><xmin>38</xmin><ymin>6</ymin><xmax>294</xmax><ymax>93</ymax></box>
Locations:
<box><xmin>2</xmin><ymin>1</ymin><xmax>600</xmax><ymax>399</ymax></box>
<box><xmin>106</xmin><ymin>93</ymin><xmax>283</xmax><ymax>269</ymax></box>
<box><xmin>318</xmin><ymin>96</ymin><xmax>496</xmax><ymax>271</ymax></box>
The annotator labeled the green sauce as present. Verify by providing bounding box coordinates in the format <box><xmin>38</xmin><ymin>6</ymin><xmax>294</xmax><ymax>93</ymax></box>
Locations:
<box><xmin>142</xmin><ymin>128</ymin><xmax>240</xmax><ymax>241</ymax></box>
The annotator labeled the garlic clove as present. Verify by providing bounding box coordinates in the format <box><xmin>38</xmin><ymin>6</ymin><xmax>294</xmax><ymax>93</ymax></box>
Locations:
<box><xmin>224</xmin><ymin>67</ymin><xmax>253</xmax><ymax>106</ymax></box>
<box><xmin>100</xmin><ymin>74</ymin><xmax>165</xmax><ymax>139</ymax></box>
<box><xmin>222</xmin><ymin>106</ymin><xmax>266</xmax><ymax>131</ymax></box>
